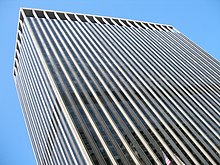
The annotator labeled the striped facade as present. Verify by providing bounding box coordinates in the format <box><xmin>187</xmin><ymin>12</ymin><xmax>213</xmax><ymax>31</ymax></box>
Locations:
<box><xmin>13</xmin><ymin>8</ymin><xmax>220</xmax><ymax>165</ymax></box>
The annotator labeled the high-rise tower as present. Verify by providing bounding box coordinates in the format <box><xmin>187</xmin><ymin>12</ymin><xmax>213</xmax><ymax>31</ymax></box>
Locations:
<box><xmin>14</xmin><ymin>8</ymin><xmax>220</xmax><ymax>165</ymax></box>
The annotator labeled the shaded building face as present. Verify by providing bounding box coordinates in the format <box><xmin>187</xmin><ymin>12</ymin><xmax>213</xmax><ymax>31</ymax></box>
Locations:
<box><xmin>14</xmin><ymin>8</ymin><xmax>220</xmax><ymax>165</ymax></box>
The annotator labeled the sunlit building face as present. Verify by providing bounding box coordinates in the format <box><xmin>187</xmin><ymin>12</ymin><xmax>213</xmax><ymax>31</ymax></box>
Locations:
<box><xmin>13</xmin><ymin>8</ymin><xmax>220</xmax><ymax>165</ymax></box>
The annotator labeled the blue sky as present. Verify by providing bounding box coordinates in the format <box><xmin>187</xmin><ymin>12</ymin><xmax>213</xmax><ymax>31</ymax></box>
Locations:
<box><xmin>0</xmin><ymin>0</ymin><xmax>219</xmax><ymax>164</ymax></box>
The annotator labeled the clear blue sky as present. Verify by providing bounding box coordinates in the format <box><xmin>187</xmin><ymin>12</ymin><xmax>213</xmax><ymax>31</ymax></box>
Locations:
<box><xmin>0</xmin><ymin>0</ymin><xmax>219</xmax><ymax>164</ymax></box>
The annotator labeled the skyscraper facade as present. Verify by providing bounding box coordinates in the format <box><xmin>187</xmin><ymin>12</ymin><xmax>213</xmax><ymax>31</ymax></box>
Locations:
<box><xmin>13</xmin><ymin>8</ymin><xmax>220</xmax><ymax>165</ymax></box>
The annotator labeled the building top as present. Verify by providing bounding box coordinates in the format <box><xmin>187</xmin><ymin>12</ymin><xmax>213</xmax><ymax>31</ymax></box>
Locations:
<box><xmin>13</xmin><ymin>8</ymin><xmax>178</xmax><ymax>77</ymax></box>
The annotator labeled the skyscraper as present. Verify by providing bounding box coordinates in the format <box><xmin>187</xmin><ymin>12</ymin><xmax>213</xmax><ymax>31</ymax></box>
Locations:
<box><xmin>13</xmin><ymin>8</ymin><xmax>220</xmax><ymax>164</ymax></box>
